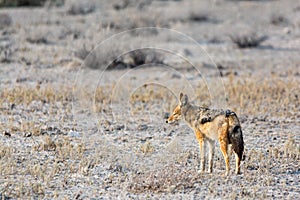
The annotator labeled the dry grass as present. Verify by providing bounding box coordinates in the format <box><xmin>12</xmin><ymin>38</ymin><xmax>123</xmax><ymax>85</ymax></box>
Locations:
<box><xmin>0</xmin><ymin>72</ymin><xmax>299</xmax><ymax>198</ymax></box>
<box><xmin>0</xmin><ymin>134</ymin><xmax>88</xmax><ymax>198</ymax></box>
<box><xmin>128</xmin><ymin>163</ymin><xmax>200</xmax><ymax>194</ymax></box>
<box><xmin>225</xmin><ymin>74</ymin><xmax>299</xmax><ymax>116</ymax></box>
<box><xmin>0</xmin><ymin>84</ymin><xmax>73</xmax><ymax>105</ymax></box>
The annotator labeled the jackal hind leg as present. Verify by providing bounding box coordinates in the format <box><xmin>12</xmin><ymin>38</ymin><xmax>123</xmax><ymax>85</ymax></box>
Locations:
<box><xmin>195</xmin><ymin>129</ymin><xmax>205</xmax><ymax>173</ymax></box>
<box><xmin>207</xmin><ymin>139</ymin><xmax>215</xmax><ymax>173</ymax></box>
<box><xmin>219</xmin><ymin>138</ymin><xmax>229</xmax><ymax>176</ymax></box>
<box><xmin>234</xmin><ymin>153</ymin><xmax>241</xmax><ymax>174</ymax></box>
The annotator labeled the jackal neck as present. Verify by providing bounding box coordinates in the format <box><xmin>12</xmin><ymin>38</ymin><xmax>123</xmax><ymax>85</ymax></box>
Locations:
<box><xmin>181</xmin><ymin>103</ymin><xmax>199</xmax><ymax>127</ymax></box>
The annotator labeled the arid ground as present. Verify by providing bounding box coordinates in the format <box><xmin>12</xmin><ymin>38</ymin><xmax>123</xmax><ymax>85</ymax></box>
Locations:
<box><xmin>0</xmin><ymin>0</ymin><xmax>299</xmax><ymax>199</ymax></box>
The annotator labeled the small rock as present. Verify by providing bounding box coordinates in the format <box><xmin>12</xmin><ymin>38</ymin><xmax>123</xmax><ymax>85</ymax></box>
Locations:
<box><xmin>10</xmin><ymin>103</ymin><xmax>16</xmax><ymax>110</ymax></box>
<box><xmin>167</xmin><ymin>130</ymin><xmax>175</xmax><ymax>137</ymax></box>
<box><xmin>40</xmin><ymin>126</ymin><xmax>65</xmax><ymax>135</ymax></box>
<box><xmin>283</xmin><ymin>27</ymin><xmax>291</xmax><ymax>34</ymax></box>
<box><xmin>102</xmin><ymin>120</ymin><xmax>111</xmax><ymax>127</ymax></box>
<box><xmin>68</xmin><ymin>130</ymin><xmax>81</xmax><ymax>137</ymax></box>
<box><xmin>171</xmin><ymin>73</ymin><xmax>181</xmax><ymax>79</ymax></box>
<box><xmin>137</xmin><ymin>124</ymin><xmax>148</xmax><ymax>131</ymax></box>
<box><xmin>114</xmin><ymin>124</ymin><xmax>125</xmax><ymax>130</ymax></box>
<box><xmin>163</xmin><ymin>112</ymin><xmax>170</xmax><ymax>119</ymax></box>
<box><xmin>24</xmin><ymin>132</ymin><xmax>32</xmax><ymax>137</ymax></box>
<box><xmin>16</xmin><ymin>77</ymin><xmax>28</xmax><ymax>83</ymax></box>
<box><xmin>168</xmin><ymin>185</ymin><xmax>176</xmax><ymax>193</ymax></box>
<box><xmin>3</xmin><ymin>130</ymin><xmax>11</xmax><ymax>137</ymax></box>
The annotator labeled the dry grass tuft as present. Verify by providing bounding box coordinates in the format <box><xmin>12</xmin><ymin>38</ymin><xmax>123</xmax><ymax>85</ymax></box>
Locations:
<box><xmin>139</xmin><ymin>141</ymin><xmax>154</xmax><ymax>154</ymax></box>
<box><xmin>0</xmin><ymin>85</ymin><xmax>73</xmax><ymax>105</ymax></box>
<box><xmin>284</xmin><ymin>137</ymin><xmax>300</xmax><ymax>159</ymax></box>
<box><xmin>128</xmin><ymin>163</ymin><xmax>200</xmax><ymax>193</ymax></box>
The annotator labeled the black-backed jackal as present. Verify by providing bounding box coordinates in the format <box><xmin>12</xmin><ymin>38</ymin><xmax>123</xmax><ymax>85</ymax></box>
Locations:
<box><xmin>166</xmin><ymin>93</ymin><xmax>244</xmax><ymax>175</ymax></box>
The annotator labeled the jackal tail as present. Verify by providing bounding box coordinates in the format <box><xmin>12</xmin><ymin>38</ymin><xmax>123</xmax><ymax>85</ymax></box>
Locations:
<box><xmin>227</xmin><ymin>112</ymin><xmax>244</xmax><ymax>161</ymax></box>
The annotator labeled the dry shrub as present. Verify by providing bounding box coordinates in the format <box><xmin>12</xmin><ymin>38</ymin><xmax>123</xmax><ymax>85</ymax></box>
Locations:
<box><xmin>110</xmin><ymin>9</ymin><xmax>169</xmax><ymax>30</ymax></box>
<box><xmin>270</xmin><ymin>14</ymin><xmax>289</xmax><ymax>26</ymax></box>
<box><xmin>0</xmin><ymin>47</ymin><xmax>13</xmax><ymax>63</ymax></box>
<box><xmin>67</xmin><ymin>1</ymin><xmax>95</xmax><ymax>15</ymax></box>
<box><xmin>43</xmin><ymin>135</ymin><xmax>56</xmax><ymax>151</ymax></box>
<box><xmin>188</xmin><ymin>11</ymin><xmax>218</xmax><ymax>24</ymax></box>
<box><xmin>226</xmin><ymin>0</ymin><xmax>272</xmax><ymax>1</ymax></box>
<box><xmin>0</xmin><ymin>0</ymin><xmax>63</xmax><ymax>7</ymax></box>
<box><xmin>127</xmin><ymin>49</ymin><xmax>164</xmax><ymax>67</ymax></box>
<box><xmin>0</xmin><ymin>13</ymin><xmax>12</xmax><ymax>29</ymax></box>
<box><xmin>284</xmin><ymin>137</ymin><xmax>300</xmax><ymax>159</ymax></box>
<box><xmin>83</xmin><ymin>46</ymin><xmax>165</xmax><ymax>70</ymax></box>
<box><xmin>82</xmin><ymin>40</ymin><xmax>125</xmax><ymax>70</ymax></box>
<box><xmin>26</xmin><ymin>35</ymin><xmax>50</xmax><ymax>44</ymax></box>
<box><xmin>0</xmin><ymin>142</ymin><xmax>13</xmax><ymax>159</ymax></box>
<box><xmin>230</xmin><ymin>34</ymin><xmax>267</xmax><ymax>48</ymax></box>
<box><xmin>74</xmin><ymin>44</ymin><xmax>90</xmax><ymax>60</ymax></box>
<box><xmin>189</xmin><ymin>12</ymin><xmax>209</xmax><ymax>22</ymax></box>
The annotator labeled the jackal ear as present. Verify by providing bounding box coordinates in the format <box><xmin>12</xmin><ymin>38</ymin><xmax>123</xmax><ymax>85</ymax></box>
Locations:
<box><xmin>179</xmin><ymin>93</ymin><xmax>188</xmax><ymax>106</ymax></box>
<box><xmin>179</xmin><ymin>92</ymin><xmax>183</xmax><ymax>100</ymax></box>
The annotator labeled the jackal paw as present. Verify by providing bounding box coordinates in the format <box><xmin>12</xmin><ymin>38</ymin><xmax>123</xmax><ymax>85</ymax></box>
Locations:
<box><xmin>235</xmin><ymin>170</ymin><xmax>241</xmax><ymax>175</ymax></box>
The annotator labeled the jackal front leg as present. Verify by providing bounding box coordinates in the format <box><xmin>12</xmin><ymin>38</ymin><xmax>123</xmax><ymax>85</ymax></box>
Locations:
<box><xmin>195</xmin><ymin>129</ymin><xmax>205</xmax><ymax>173</ymax></box>
<box><xmin>207</xmin><ymin>139</ymin><xmax>215</xmax><ymax>173</ymax></box>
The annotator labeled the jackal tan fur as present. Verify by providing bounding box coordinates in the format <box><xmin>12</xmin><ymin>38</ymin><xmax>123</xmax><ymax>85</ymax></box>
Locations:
<box><xmin>166</xmin><ymin>93</ymin><xmax>244</xmax><ymax>175</ymax></box>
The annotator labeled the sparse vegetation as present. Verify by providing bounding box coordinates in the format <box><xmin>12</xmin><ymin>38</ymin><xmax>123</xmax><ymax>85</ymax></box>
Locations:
<box><xmin>0</xmin><ymin>67</ymin><xmax>299</xmax><ymax>198</ymax></box>
<box><xmin>230</xmin><ymin>34</ymin><xmax>267</xmax><ymax>48</ymax></box>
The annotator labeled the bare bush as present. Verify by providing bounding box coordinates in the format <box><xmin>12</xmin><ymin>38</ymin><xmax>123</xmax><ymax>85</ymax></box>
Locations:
<box><xmin>67</xmin><ymin>2</ymin><xmax>95</xmax><ymax>15</ymax></box>
<box><xmin>82</xmin><ymin>46</ymin><xmax>165</xmax><ymax>70</ymax></box>
<box><xmin>270</xmin><ymin>14</ymin><xmax>289</xmax><ymax>26</ymax></box>
<box><xmin>0</xmin><ymin>13</ymin><xmax>12</xmax><ymax>29</ymax></box>
<box><xmin>0</xmin><ymin>0</ymin><xmax>63</xmax><ymax>7</ymax></box>
<box><xmin>230</xmin><ymin>34</ymin><xmax>267</xmax><ymax>48</ymax></box>
<box><xmin>127</xmin><ymin>49</ymin><xmax>165</xmax><ymax>67</ymax></box>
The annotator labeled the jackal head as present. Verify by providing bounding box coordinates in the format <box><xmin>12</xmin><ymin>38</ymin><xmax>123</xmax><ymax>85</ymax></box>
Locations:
<box><xmin>166</xmin><ymin>93</ymin><xmax>188</xmax><ymax>124</ymax></box>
